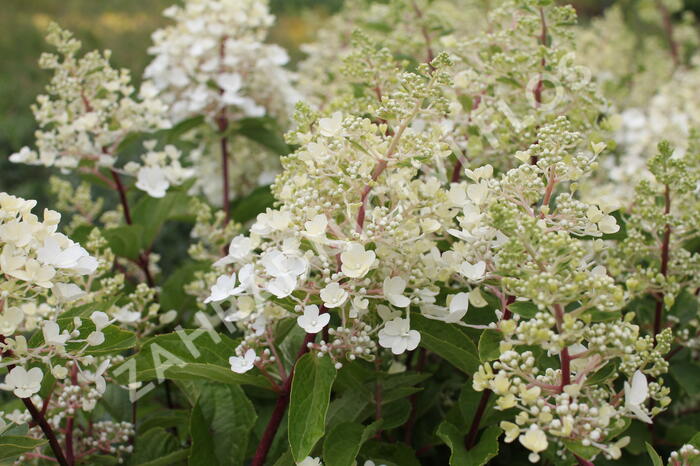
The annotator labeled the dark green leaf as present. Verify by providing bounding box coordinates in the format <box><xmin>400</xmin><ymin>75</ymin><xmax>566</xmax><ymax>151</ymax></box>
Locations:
<box><xmin>288</xmin><ymin>353</ymin><xmax>337</xmax><ymax>462</ymax></box>
<box><xmin>230</xmin><ymin>185</ymin><xmax>275</xmax><ymax>224</ymax></box>
<box><xmin>508</xmin><ymin>301</ymin><xmax>538</xmax><ymax>319</ymax></box>
<box><xmin>322</xmin><ymin>422</ymin><xmax>366</xmax><ymax>466</ymax></box>
<box><xmin>478</xmin><ymin>330</ymin><xmax>502</xmax><ymax>362</ymax></box>
<box><xmin>411</xmin><ymin>313</ymin><xmax>480</xmax><ymax>374</ymax></box>
<box><xmin>112</xmin><ymin>331</ymin><xmax>272</xmax><ymax>390</ymax></box>
<box><xmin>103</xmin><ymin>225</ymin><xmax>144</xmax><ymax>260</ymax></box>
<box><xmin>189</xmin><ymin>384</ymin><xmax>256</xmax><ymax>466</ymax></box>
<box><xmin>645</xmin><ymin>442</ymin><xmax>663</xmax><ymax>466</ymax></box>
<box><xmin>231</xmin><ymin>117</ymin><xmax>289</xmax><ymax>155</ymax></box>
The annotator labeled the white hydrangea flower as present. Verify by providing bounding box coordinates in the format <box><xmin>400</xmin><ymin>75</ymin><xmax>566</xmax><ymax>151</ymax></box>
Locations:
<box><xmin>382</xmin><ymin>277</ymin><xmax>411</xmax><ymax>308</ymax></box>
<box><xmin>135</xmin><ymin>166</ymin><xmax>170</xmax><ymax>198</ymax></box>
<box><xmin>378</xmin><ymin>318</ymin><xmax>420</xmax><ymax>355</ymax></box>
<box><xmin>459</xmin><ymin>260</ymin><xmax>486</xmax><ymax>281</ymax></box>
<box><xmin>319</xmin><ymin>282</ymin><xmax>349</xmax><ymax>308</ymax></box>
<box><xmin>340</xmin><ymin>243</ymin><xmax>376</xmax><ymax>278</ymax></box>
<box><xmin>297</xmin><ymin>305</ymin><xmax>330</xmax><ymax>334</ymax></box>
<box><xmin>230</xmin><ymin>349</ymin><xmax>256</xmax><ymax>374</ymax></box>
<box><xmin>0</xmin><ymin>366</ymin><xmax>43</xmax><ymax>398</ymax></box>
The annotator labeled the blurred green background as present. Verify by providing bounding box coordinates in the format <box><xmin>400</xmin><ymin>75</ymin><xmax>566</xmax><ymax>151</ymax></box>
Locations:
<box><xmin>2</xmin><ymin>0</ymin><xmax>699</xmax><ymax>204</ymax></box>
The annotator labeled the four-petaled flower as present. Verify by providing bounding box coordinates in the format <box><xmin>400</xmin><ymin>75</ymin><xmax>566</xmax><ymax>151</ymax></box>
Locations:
<box><xmin>230</xmin><ymin>349</ymin><xmax>256</xmax><ymax>374</ymax></box>
<box><xmin>378</xmin><ymin>318</ymin><xmax>420</xmax><ymax>355</ymax></box>
<box><xmin>0</xmin><ymin>366</ymin><xmax>43</xmax><ymax>398</ymax></box>
<box><xmin>297</xmin><ymin>305</ymin><xmax>330</xmax><ymax>334</ymax></box>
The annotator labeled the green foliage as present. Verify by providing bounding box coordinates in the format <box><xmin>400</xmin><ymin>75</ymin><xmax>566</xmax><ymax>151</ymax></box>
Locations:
<box><xmin>288</xmin><ymin>353</ymin><xmax>337</xmax><ymax>462</ymax></box>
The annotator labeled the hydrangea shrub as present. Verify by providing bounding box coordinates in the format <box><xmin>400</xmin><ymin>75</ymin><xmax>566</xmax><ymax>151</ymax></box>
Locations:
<box><xmin>3</xmin><ymin>0</ymin><xmax>700</xmax><ymax>464</ymax></box>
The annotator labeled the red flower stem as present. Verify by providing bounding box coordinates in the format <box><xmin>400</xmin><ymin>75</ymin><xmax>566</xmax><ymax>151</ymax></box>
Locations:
<box><xmin>554</xmin><ymin>303</ymin><xmax>572</xmax><ymax>389</ymax></box>
<box><xmin>3</xmin><ymin>349</ymin><xmax>69</xmax><ymax>465</ymax></box>
<box><xmin>22</xmin><ymin>397</ymin><xmax>70</xmax><ymax>466</ymax></box>
<box><xmin>110</xmin><ymin>169</ymin><xmax>155</xmax><ymax>287</ymax></box>
<box><xmin>216</xmin><ymin>115</ymin><xmax>231</xmax><ymax>225</ymax></box>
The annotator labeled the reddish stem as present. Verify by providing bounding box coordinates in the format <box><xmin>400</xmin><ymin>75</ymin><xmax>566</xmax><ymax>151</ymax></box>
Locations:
<box><xmin>655</xmin><ymin>0</ymin><xmax>680</xmax><ymax>66</ymax></box>
<box><xmin>110</xmin><ymin>169</ymin><xmax>132</xmax><ymax>225</ymax></box>
<box><xmin>553</xmin><ymin>303</ymin><xmax>572</xmax><ymax>389</ymax></box>
<box><xmin>356</xmin><ymin>159</ymin><xmax>389</xmax><ymax>233</ymax></box>
<box><xmin>110</xmin><ymin>169</ymin><xmax>155</xmax><ymax>287</ymax></box>
<box><xmin>575</xmin><ymin>454</ymin><xmax>595</xmax><ymax>466</ymax></box>
<box><xmin>22</xmin><ymin>397</ymin><xmax>70</xmax><ymax>466</ymax></box>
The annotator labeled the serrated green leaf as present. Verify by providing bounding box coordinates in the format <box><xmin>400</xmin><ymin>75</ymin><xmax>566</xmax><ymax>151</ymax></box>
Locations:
<box><xmin>322</xmin><ymin>422</ymin><xmax>366</xmax><ymax>466</ymax></box>
<box><xmin>360</xmin><ymin>440</ymin><xmax>421</xmax><ymax>466</ymax></box>
<box><xmin>189</xmin><ymin>384</ymin><xmax>256</xmax><ymax>466</ymax></box>
<box><xmin>288</xmin><ymin>353</ymin><xmax>337</xmax><ymax>462</ymax></box>
<box><xmin>127</xmin><ymin>427</ymin><xmax>178</xmax><ymax>465</ymax></box>
<box><xmin>563</xmin><ymin>438</ymin><xmax>599</xmax><ymax>460</ymax></box>
<box><xmin>103</xmin><ymin>225</ymin><xmax>144</xmax><ymax>260</ymax></box>
<box><xmin>411</xmin><ymin>313</ymin><xmax>480</xmax><ymax>374</ymax></box>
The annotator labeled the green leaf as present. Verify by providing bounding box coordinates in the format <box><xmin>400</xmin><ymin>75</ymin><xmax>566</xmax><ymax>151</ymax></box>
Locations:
<box><xmin>103</xmin><ymin>225</ymin><xmax>144</xmax><ymax>260</ymax></box>
<box><xmin>164</xmin><ymin>115</ymin><xmax>206</xmax><ymax>142</ymax></box>
<box><xmin>586</xmin><ymin>361</ymin><xmax>618</xmax><ymax>386</ymax></box>
<box><xmin>411</xmin><ymin>313</ymin><xmax>480</xmax><ymax>374</ymax></box>
<box><xmin>230</xmin><ymin>185</ymin><xmax>275</xmax><ymax>224</ymax></box>
<box><xmin>189</xmin><ymin>384</ymin><xmax>257</xmax><ymax>466</ymax></box>
<box><xmin>478</xmin><ymin>330</ymin><xmax>502</xmax><ymax>362</ymax></box>
<box><xmin>671</xmin><ymin>360</ymin><xmax>700</xmax><ymax>395</ymax></box>
<box><xmin>563</xmin><ymin>439</ymin><xmax>599</xmax><ymax>461</ymax></box>
<box><xmin>231</xmin><ymin>117</ymin><xmax>289</xmax><ymax>155</ymax></box>
<box><xmin>581</xmin><ymin>308</ymin><xmax>621</xmax><ymax>322</ymax></box>
<box><xmin>0</xmin><ymin>435</ymin><xmax>47</xmax><ymax>461</ymax></box>
<box><xmin>322</xmin><ymin>422</ymin><xmax>366</xmax><ymax>466</ymax></box>
<box><xmin>131</xmin><ymin>189</ymin><xmax>189</xmax><ymax>248</ymax></box>
<box><xmin>139</xmin><ymin>409</ymin><xmax>190</xmax><ymax>435</ymax></box>
<box><xmin>360</xmin><ymin>440</ymin><xmax>421</xmax><ymax>466</ymax></box>
<box><xmin>645</xmin><ymin>442</ymin><xmax>663</xmax><ymax>466</ymax></box>
<box><xmin>112</xmin><ymin>331</ymin><xmax>272</xmax><ymax>390</ymax></box>
<box><xmin>288</xmin><ymin>353</ymin><xmax>337</xmax><ymax>462</ymax></box>
<box><xmin>508</xmin><ymin>301</ymin><xmax>538</xmax><ymax>319</ymax></box>
<box><xmin>160</xmin><ymin>261</ymin><xmax>210</xmax><ymax>313</ymax></box>
<box><xmin>437</xmin><ymin>422</ymin><xmax>501</xmax><ymax>466</ymax></box>
<box><xmin>139</xmin><ymin>449</ymin><xmax>190</xmax><ymax>466</ymax></box>
<box><xmin>127</xmin><ymin>427</ymin><xmax>179</xmax><ymax>465</ymax></box>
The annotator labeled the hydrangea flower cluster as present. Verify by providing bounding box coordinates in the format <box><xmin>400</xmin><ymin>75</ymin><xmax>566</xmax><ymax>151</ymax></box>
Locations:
<box><xmin>143</xmin><ymin>0</ymin><xmax>298</xmax><ymax>125</ymax></box>
<box><xmin>142</xmin><ymin>0</ymin><xmax>300</xmax><ymax>208</ymax></box>
<box><xmin>4</xmin><ymin>0</ymin><xmax>700</xmax><ymax>464</ymax></box>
